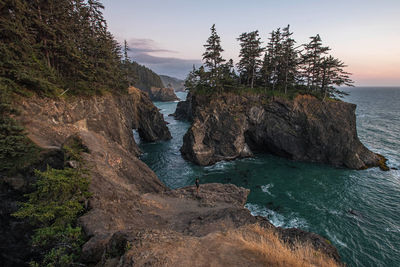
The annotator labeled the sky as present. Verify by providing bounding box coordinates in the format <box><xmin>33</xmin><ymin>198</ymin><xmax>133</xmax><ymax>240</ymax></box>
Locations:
<box><xmin>102</xmin><ymin>0</ymin><xmax>400</xmax><ymax>86</ymax></box>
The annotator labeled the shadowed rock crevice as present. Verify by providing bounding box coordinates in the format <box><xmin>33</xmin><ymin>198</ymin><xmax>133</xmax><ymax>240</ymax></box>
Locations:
<box><xmin>244</xmin><ymin>129</ymin><xmax>294</xmax><ymax>159</ymax></box>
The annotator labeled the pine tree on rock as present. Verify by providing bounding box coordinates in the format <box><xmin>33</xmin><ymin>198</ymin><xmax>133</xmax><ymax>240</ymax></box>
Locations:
<box><xmin>237</xmin><ymin>31</ymin><xmax>264</xmax><ymax>88</ymax></box>
<box><xmin>261</xmin><ymin>29</ymin><xmax>282</xmax><ymax>91</ymax></box>
<box><xmin>186</xmin><ymin>24</ymin><xmax>353</xmax><ymax>99</ymax></box>
<box><xmin>301</xmin><ymin>34</ymin><xmax>330</xmax><ymax>90</ymax></box>
<box><xmin>202</xmin><ymin>24</ymin><xmax>225</xmax><ymax>90</ymax></box>
<box><xmin>184</xmin><ymin>65</ymin><xmax>198</xmax><ymax>90</ymax></box>
<box><xmin>281</xmin><ymin>25</ymin><xmax>299</xmax><ymax>94</ymax></box>
<box><xmin>220</xmin><ymin>59</ymin><xmax>239</xmax><ymax>91</ymax></box>
<box><xmin>121</xmin><ymin>40</ymin><xmax>137</xmax><ymax>86</ymax></box>
<box><xmin>320</xmin><ymin>55</ymin><xmax>353</xmax><ymax>99</ymax></box>
<box><xmin>123</xmin><ymin>40</ymin><xmax>129</xmax><ymax>63</ymax></box>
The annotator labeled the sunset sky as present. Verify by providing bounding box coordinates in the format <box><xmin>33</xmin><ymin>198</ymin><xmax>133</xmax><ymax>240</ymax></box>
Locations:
<box><xmin>103</xmin><ymin>0</ymin><xmax>400</xmax><ymax>86</ymax></box>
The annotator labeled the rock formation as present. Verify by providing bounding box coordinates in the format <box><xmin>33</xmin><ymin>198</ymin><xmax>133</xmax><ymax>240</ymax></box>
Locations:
<box><xmin>159</xmin><ymin>75</ymin><xmax>186</xmax><ymax>92</ymax></box>
<box><xmin>2</xmin><ymin>87</ymin><xmax>341</xmax><ymax>266</ymax></box>
<box><xmin>172</xmin><ymin>92</ymin><xmax>194</xmax><ymax>121</ymax></box>
<box><xmin>178</xmin><ymin>92</ymin><xmax>386</xmax><ymax>169</ymax></box>
<box><xmin>145</xmin><ymin>86</ymin><xmax>179</xmax><ymax>102</ymax></box>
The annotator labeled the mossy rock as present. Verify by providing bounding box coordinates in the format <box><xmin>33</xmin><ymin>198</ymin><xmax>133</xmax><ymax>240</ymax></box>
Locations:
<box><xmin>377</xmin><ymin>154</ymin><xmax>389</xmax><ymax>171</ymax></box>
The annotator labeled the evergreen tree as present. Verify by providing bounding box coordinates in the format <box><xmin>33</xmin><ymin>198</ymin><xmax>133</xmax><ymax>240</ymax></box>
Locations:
<box><xmin>202</xmin><ymin>24</ymin><xmax>225</xmax><ymax>89</ymax></box>
<box><xmin>0</xmin><ymin>89</ymin><xmax>38</xmax><ymax>173</ymax></box>
<box><xmin>127</xmin><ymin>61</ymin><xmax>163</xmax><ymax>90</ymax></box>
<box><xmin>0</xmin><ymin>0</ymin><xmax>128</xmax><ymax>96</ymax></box>
<box><xmin>301</xmin><ymin>34</ymin><xmax>330</xmax><ymax>90</ymax></box>
<box><xmin>261</xmin><ymin>29</ymin><xmax>282</xmax><ymax>91</ymax></box>
<box><xmin>237</xmin><ymin>31</ymin><xmax>264</xmax><ymax>88</ymax></box>
<box><xmin>184</xmin><ymin>65</ymin><xmax>212</xmax><ymax>92</ymax></box>
<box><xmin>184</xmin><ymin>65</ymin><xmax>198</xmax><ymax>90</ymax></box>
<box><xmin>220</xmin><ymin>59</ymin><xmax>239</xmax><ymax>91</ymax></box>
<box><xmin>124</xmin><ymin>40</ymin><xmax>129</xmax><ymax>63</ymax></box>
<box><xmin>320</xmin><ymin>55</ymin><xmax>353</xmax><ymax>99</ymax></box>
<box><xmin>281</xmin><ymin>25</ymin><xmax>298</xmax><ymax>94</ymax></box>
<box><xmin>121</xmin><ymin>40</ymin><xmax>137</xmax><ymax>86</ymax></box>
<box><xmin>186</xmin><ymin>25</ymin><xmax>353</xmax><ymax>98</ymax></box>
<box><xmin>261</xmin><ymin>46</ymin><xmax>273</xmax><ymax>90</ymax></box>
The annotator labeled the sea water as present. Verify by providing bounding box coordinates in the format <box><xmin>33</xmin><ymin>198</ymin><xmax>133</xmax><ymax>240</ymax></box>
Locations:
<box><xmin>138</xmin><ymin>88</ymin><xmax>400</xmax><ymax>267</ymax></box>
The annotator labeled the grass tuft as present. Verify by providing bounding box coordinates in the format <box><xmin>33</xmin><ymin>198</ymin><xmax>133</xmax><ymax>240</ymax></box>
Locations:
<box><xmin>225</xmin><ymin>224</ymin><xmax>340</xmax><ymax>267</ymax></box>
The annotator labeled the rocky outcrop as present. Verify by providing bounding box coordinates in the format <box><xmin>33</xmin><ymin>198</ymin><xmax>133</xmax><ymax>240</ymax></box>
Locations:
<box><xmin>17</xmin><ymin>87</ymin><xmax>171</xmax><ymax>153</ymax></box>
<box><xmin>2</xmin><ymin>87</ymin><xmax>342</xmax><ymax>266</ymax></box>
<box><xmin>172</xmin><ymin>91</ymin><xmax>194</xmax><ymax>121</ymax></box>
<box><xmin>144</xmin><ymin>86</ymin><xmax>179</xmax><ymax>102</ymax></box>
<box><xmin>0</xmin><ymin>87</ymin><xmax>170</xmax><ymax>266</ymax></box>
<box><xmin>179</xmin><ymin>92</ymin><xmax>385</xmax><ymax>169</ymax></box>
<box><xmin>159</xmin><ymin>75</ymin><xmax>185</xmax><ymax>92</ymax></box>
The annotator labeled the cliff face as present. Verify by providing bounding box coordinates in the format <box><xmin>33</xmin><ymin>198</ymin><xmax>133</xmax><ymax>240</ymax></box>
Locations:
<box><xmin>136</xmin><ymin>85</ymin><xmax>179</xmax><ymax>102</ymax></box>
<box><xmin>178</xmin><ymin>93</ymin><xmax>384</xmax><ymax>169</ymax></box>
<box><xmin>1</xmin><ymin>87</ymin><xmax>170</xmax><ymax>266</ymax></box>
<box><xmin>173</xmin><ymin>91</ymin><xmax>194</xmax><ymax>121</ymax></box>
<box><xmin>2</xmin><ymin>87</ymin><xmax>341</xmax><ymax>266</ymax></box>
<box><xmin>147</xmin><ymin>86</ymin><xmax>179</xmax><ymax>102</ymax></box>
<box><xmin>159</xmin><ymin>75</ymin><xmax>185</xmax><ymax>92</ymax></box>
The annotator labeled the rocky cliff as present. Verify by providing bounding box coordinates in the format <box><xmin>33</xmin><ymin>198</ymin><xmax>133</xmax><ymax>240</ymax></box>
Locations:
<box><xmin>2</xmin><ymin>87</ymin><xmax>342</xmax><ymax>266</ymax></box>
<box><xmin>145</xmin><ymin>86</ymin><xmax>179</xmax><ymax>102</ymax></box>
<box><xmin>1</xmin><ymin>87</ymin><xmax>170</xmax><ymax>266</ymax></box>
<box><xmin>178</xmin><ymin>92</ymin><xmax>386</xmax><ymax>170</ymax></box>
<box><xmin>159</xmin><ymin>75</ymin><xmax>185</xmax><ymax>92</ymax></box>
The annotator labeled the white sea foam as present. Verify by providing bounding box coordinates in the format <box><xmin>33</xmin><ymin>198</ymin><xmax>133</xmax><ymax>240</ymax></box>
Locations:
<box><xmin>325</xmin><ymin>230</ymin><xmax>348</xmax><ymax>248</ymax></box>
<box><xmin>287</xmin><ymin>217</ymin><xmax>308</xmax><ymax>229</ymax></box>
<box><xmin>132</xmin><ymin>129</ymin><xmax>141</xmax><ymax>144</ymax></box>
<box><xmin>245</xmin><ymin>203</ymin><xmax>308</xmax><ymax>229</ymax></box>
<box><xmin>328</xmin><ymin>209</ymin><xmax>342</xmax><ymax>216</ymax></box>
<box><xmin>205</xmin><ymin>160</ymin><xmax>232</xmax><ymax>171</ymax></box>
<box><xmin>246</xmin><ymin>203</ymin><xmax>285</xmax><ymax>227</ymax></box>
<box><xmin>385</xmin><ymin>226</ymin><xmax>400</xmax><ymax>233</ymax></box>
<box><xmin>261</xmin><ymin>184</ymin><xmax>274</xmax><ymax>196</ymax></box>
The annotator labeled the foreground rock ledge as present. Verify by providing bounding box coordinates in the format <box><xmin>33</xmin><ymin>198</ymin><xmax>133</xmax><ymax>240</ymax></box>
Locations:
<box><xmin>3</xmin><ymin>87</ymin><xmax>341</xmax><ymax>266</ymax></box>
<box><xmin>178</xmin><ymin>92</ymin><xmax>386</xmax><ymax>170</ymax></box>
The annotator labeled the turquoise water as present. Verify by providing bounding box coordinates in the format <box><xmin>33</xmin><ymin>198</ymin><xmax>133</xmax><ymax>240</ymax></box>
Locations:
<box><xmin>138</xmin><ymin>88</ymin><xmax>400</xmax><ymax>267</ymax></box>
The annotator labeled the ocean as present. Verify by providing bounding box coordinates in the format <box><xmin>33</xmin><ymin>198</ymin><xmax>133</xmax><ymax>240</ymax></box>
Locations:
<box><xmin>137</xmin><ymin>87</ymin><xmax>400</xmax><ymax>267</ymax></box>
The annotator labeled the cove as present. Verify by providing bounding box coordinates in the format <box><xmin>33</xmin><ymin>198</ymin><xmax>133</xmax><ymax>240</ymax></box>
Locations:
<box><xmin>138</xmin><ymin>88</ymin><xmax>400</xmax><ymax>267</ymax></box>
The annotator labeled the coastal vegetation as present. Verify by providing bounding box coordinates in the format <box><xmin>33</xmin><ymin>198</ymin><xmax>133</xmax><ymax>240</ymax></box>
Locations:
<box><xmin>0</xmin><ymin>1</ymin><xmax>110</xmax><ymax>265</ymax></box>
<box><xmin>1</xmin><ymin>1</ymin><xmax>364</xmax><ymax>266</ymax></box>
<box><xmin>0</xmin><ymin>89</ymin><xmax>39</xmax><ymax>174</ymax></box>
<box><xmin>225</xmin><ymin>225</ymin><xmax>340</xmax><ymax>267</ymax></box>
<box><xmin>1</xmin><ymin>0</ymin><xmax>134</xmax><ymax>173</ymax></box>
<box><xmin>0</xmin><ymin>0</ymin><xmax>128</xmax><ymax>97</ymax></box>
<box><xmin>13</xmin><ymin>136</ymin><xmax>91</xmax><ymax>266</ymax></box>
<box><xmin>160</xmin><ymin>75</ymin><xmax>185</xmax><ymax>91</ymax></box>
<box><xmin>186</xmin><ymin>24</ymin><xmax>354</xmax><ymax>100</ymax></box>
<box><xmin>0</xmin><ymin>0</ymin><xmax>168</xmax><ymax>174</ymax></box>
<box><xmin>122</xmin><ymin>60</ymin><xmax>164</xmax><ymax>90</ymax></box>
<box><xmin>121</xmin><ymin>40</ymin><xmax>165</xmax><ymax>91</ymax></box>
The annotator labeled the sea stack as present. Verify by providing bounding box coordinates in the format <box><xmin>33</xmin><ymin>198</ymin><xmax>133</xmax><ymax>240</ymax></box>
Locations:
<box><xmin>178</xmin><ymin>92</ymin><xmax>387</xmax><ymax>170</ymax></box>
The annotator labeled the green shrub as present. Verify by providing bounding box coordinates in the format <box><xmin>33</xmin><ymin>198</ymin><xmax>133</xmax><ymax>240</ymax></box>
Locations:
<box><xmin>13</xmin><ymin>164</ymin><xmax>90</xmax><ymax>266</ymax></box>
<box><xmin>0</xmin><ymin>87</ymin><xmax>40</xmax><ymax>174</ymax></box>
<box><xmin>62</xmin><ymin>135</ymin><xmax>90</xmax><ymax>162</ymax></box>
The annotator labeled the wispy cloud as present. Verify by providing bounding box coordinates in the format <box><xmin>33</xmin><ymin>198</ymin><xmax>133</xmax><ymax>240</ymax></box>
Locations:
<box><xmin>126</xmin><ymin>38</ymin><xmax>176</xmax><ymax>54</ymax></box>
<box><xmin>125</xmin><ymin>38</ymin><xmax>201</xmax><ymax>79</ymax></box>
